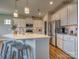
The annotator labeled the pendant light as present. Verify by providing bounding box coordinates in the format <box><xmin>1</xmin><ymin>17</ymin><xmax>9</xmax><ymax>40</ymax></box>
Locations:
<box><xmin>38</xmin><ymin>9</ymin><xmax>41</xmax><ymax>16</ymax></box>
<box><xmin>24</xmin><ymin>0</ymin><xmax>30</xmax><ymax>14</ymax></box>
<box><xmin>13</xmin><ymin>0</ymin><xmax>18</xmax><ymax>17</ymax></box>
<box><xmin>13</xmin><ymin>10</ymin><xmax>18</xmax><ymax>17</ymax></box>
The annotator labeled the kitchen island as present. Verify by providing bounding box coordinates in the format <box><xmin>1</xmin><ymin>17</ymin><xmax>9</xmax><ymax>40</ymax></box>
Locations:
<box><xmin>2</xmin><ymin>33</ymin><xmax>50</xmax><ymax>59</ymax></box>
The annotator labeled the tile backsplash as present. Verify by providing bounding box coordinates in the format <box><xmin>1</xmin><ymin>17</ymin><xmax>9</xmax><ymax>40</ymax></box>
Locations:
<box><xmin>65</xmin><ymin>25</ymin><xmax>77</xmax><ymax>35</ymax></box>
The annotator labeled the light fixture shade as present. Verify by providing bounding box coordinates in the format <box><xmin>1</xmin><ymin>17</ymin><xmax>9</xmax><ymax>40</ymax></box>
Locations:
<box><xmin>13</xmin><ymin>10</ymin><xmax>18</xmax><ymax>17</ymax></box>
<box><xmin>39</xmin><ymin>12</ymin><xmax>41</xmax><ymax>16</ymax></box>
<box><xmin>50</xmin><ymin>1</ymin><xmax>53</xmax><ymax>5</ymax></box>
<box><xmin>24</xmin><ymin>7</ymin><xmax>30</xmax><ymax>14</ymax></box>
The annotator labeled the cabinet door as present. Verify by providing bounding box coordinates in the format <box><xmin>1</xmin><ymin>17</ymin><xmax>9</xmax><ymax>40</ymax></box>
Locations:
<box><xmin>57</xmin><ymin>38</ymin><xmax>63</xmax><ymax>49</ymax></box>
<box><xmin>60</xmin><ymin>6</ymin><xmax>67</xmax><ymax>26</ymax></box>
<box><xmin>75</xmin><ymin>37</ymin><xmax>78</xmax><ymax>59</ymax></box>
<box><xmin>57</xmin><ymin>34</ymin><xmax>63</xmax><ymax>49</ymax></box>
<box><xmin>51</xmin><ymin>35</ymin><xmax>55</xmax><ymax>45</ymax></box>
<box><xmin>52</xmin><ymin>9</ymin><xmax>61</xmax><ymax>20</ymax></box>
<box><xmin>33</xmin><ymin>20</ymin><xmax>43</xmax><ymax>34</ymax></box>
<box><xmin>68</xmin><ymin>4</ymin><xmax>77</xmax><ymax>25</ymax></box>
<box><xmin>63</xmin><ymin>37</ymin><xmax>75</xmax><ymax>57</ymax></box>
<box><xmin>13</xmin><ymin>18</ymin><xmax>26</xmax><ymax>27</ymax></box>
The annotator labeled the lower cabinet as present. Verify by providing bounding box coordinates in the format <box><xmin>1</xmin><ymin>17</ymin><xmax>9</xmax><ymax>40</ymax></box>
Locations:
<box><xmin>63</xmin><ymin>37</ymin><xmax>75</xmax><ymax>57</ymax></box>
<box><xmin>57</xmin><ymin>37</ymin><xmax>63</xmax><ymax>49</ymax></box>
<box><xmin>57</xmin><ymin>34</ymin><xmax>77</xmax><ymax>58</ymax></box>
<box><xmin>51</xmin><ymin>35</ymin><xmax>56</xmax><ymax>46</ymax></box>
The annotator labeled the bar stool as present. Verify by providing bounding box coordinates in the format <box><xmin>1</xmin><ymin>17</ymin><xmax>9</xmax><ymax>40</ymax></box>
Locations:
<box><xmin>1</xmin><ymin>40</ymin><xmax>13</xmax><ymax>59</ymax></box>
<box><xmin>23</xmin><ymin>40</ymin><xmax>34</xmax><ymax>59</ymax></box>
<box><xmin>1</xmin><ymin>40</ymin><xmax>24</xmax><ymax>59</ymax></box>
<box><xmin>10</xmin><ymin>44</ymin><xmax>32</xmax><ymax>59</ymax></box>
<box><xmin>23</xmin><ymin>45</ymin><xmax>32</xmax><ymax>59</ymax></box>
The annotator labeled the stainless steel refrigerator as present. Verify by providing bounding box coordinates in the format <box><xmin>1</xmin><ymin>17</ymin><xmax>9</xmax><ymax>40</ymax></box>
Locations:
<box><xmin>49</xmin><ymin>20</ymin><xmax>61</xmax><ymax>46</ymax></box>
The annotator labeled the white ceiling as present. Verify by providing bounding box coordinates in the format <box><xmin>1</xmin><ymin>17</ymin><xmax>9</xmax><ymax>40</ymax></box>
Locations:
<box><xmin>0</xmin><ymin>0</ymin><xmax>70</xmax><ymax>17</ymax></box>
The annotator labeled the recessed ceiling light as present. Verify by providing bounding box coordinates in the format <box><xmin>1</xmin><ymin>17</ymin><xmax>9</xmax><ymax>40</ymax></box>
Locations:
<box><xmin>50</xmin><ymin>1</ymin><xmax>53</xmax><ymax>5</ymax></box>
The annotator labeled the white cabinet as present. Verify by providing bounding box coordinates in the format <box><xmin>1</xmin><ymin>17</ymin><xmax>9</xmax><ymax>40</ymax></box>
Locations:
<box><xmin>60</xmin><ymin>6</ymin><xmax>68</xmax><ymax>26</ymax></box>
<box><xmin>57</xmin><ymin>34</ymin><xmax>63</xmax><ymax>49</ymax></box>
<box><xmin>33</xmin><ymin>20</ymin><xmax>43</xmax><ymax>34</ymax></box>
<box><xmin>63</xmin><ymin>35</ymin><xmax>75</xmax><ymax>57</ymax></box>
<box><xmin>57</xmin><ymin>34</ymin><xmax>77</xmax><ymax>58</ymax></box>
<box><xmin>26</xmin><ymin>18</ymin><xmax>33</xmax><ymax>24</ymax></box>
<box><xmin>61</xmin><ymin>19</ymin><xmax>67</xmax><ymax>26</ymax></box>
<box><xmin>60</xmin><ymin>6</ymin><xmax>67</xmax><ymax>20</ymax></box>
<box><xmin>60</xmin><ymin>4</ymin><xmax>77</xmax><ymax>26</ymax></box>
<box><xmin>57</xmin><ymin>37</ymin><xmax>63</xmax><ymax>49</ymax></box>
<box><xmin>51</xmin><ymin>4</ymin><xmax>77</xmax><ymax>26</ymax></box>
<box><xmin>68</xmin><ymin>4</ymin><xmax>77</xmax><ymax>25</ymax></box>
<box><xmin>51</xmin><ymin>13</ymin><xmax>57</xmax><ymax>20</ymax></box>
<box><xmin>51</xmin><ymin>9</ymin><xmax>61</xmax><ymax>21</ymax></box>
<box><xmin>51</xmin><ymin>35</ymin><xmax>55</xmax><ymax>45</ymax></box>
<box><xmin>13</xmin><ymin>18</ymin><xmax>26</xmax><ymax>27</ymax></box>
<box><xmin>75</xmin><ymin>37</ymin><xmax>78</xmax><ymax>59</ymax></box>
<box><xmin>54</xmin><ymin>11</ymin><xmax>61</xmax><ymax>20</ymax></box>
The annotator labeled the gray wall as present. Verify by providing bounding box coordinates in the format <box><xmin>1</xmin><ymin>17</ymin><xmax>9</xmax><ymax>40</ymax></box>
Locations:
<box><xmin>0</xmin><ymin>14</ymin><xmax>12</xmax><ymax>36</ymax></box>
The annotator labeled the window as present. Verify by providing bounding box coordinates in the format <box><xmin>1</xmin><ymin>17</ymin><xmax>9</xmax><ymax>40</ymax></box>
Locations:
<box><xmin>4</xmin><ymin>19</ymin><xmax>11</xmax><ymax>25</ymax></box>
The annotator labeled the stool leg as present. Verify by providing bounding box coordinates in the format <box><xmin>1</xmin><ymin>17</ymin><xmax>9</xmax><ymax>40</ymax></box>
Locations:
<box><xmin>6</xmin><ymin>45</ymin><xmax>12</xmax><ymax>59</ymax></box>
<box><xmin>23</xmin><ymin>49</ymin><xmax>28</xmax><ymax>59</ymax></box>
<box><xmin>27</xmin><ymin>48</ymin><xmax>31</xmax><ymax>59</ymax></box>
<box><xmin>19</xmin><ymin>50</ymin><xmax>23</xmax><ymax>59</ymax></box>
<box><xmin>10</xmin><ymin>46</ymin><xmax>13</xmax><ymax>59</ymax></box>
<box><xmin>18</xmin><ymin>50</ymin><xmax>20</xmax><ymax>59</ymax></box>
<box><xmin>12</xmin><ymin>50</ymin><xmax>18</xmax><ymax>59</ymax></box>
<box><xmin>26</xmin><ymin>48</ymin><xmax>29</xmax><ymax>59</ymax></box>
<box><xmin>21</xmin><ymin>50</ymin><xmax>23</xmax><ymax>59</ymax></box>
<box><xmin>18</xmin><ymin>50</ymin><xmax>23</xmax><ymax>59</ymax></box>
<box><xmin>27</xmin><ymin>47</ymin><xmax>33</xmax><ymax>59</ymax></box>
<box><xmin>1</xmin><ymin>42</ymin><xmax>8</xmax><ymax>59</ymax></box>
<box><xmin>3</xmin><ymin>46</ymin><xmax>9</xmax><ymax>59</ymax></box>
<box><xmin>1</xmin><ymin>43</ymin><xmax>4</xmax><ymax>55</ymax></box>
<box><xmin>15</xmin><ymin>50</ymin><xmax>19</xmax><ymax>59</ymax></box>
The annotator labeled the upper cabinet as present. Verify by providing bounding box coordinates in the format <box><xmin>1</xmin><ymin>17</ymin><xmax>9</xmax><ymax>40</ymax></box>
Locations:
<box><xmin>43</xmin><ymin>14</ymin><xmax>49</xmax><ymax>21</ymax></box>
<box><xmin>60</xmin><ymin>6</ymin><xmax>68</xmax><ymax>26</ymax></box>
<box><xmin>68</xmin><ymin>4</ymin><xmax>77</xmax><ymax>25</ymax></box>
<box><xmin>51</xmin><ymin>4</ymin><xmax>77</xmax><ymax>26</ymax></box>
<box><xmin>51</xmin><ymin>5</ymin><xmax>68</xmax><ymax>21</ymax></box>
<box><xmin>51</xmin><ymin>10</ymin><xmax>61</xmax><ymax>21</ymax></box>
<box><xmin>13</xmin><ymin>18</ymin><xmax>26</xmax><ymax>27</ymax></box>
<box><xmin>60</xmin><ymin>6</ymin><xmax>67</xmax><ymax>21</ymax></box>
<box><xmin>33</xmin><ymin>20</ymin><xmax>43</xmax><ymax>34</ymax></box>
<box><xmin>61</xmin><ymin>4</ymin><xmax>77</xmax><ymax>26</ymax></box>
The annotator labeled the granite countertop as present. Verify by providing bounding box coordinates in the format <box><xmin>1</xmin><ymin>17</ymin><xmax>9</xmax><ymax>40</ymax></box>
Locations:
<box><xmin>57</xmin><ymin>33</ymin><xmax>77</xmax><ymax>37</ymax></box>
<box><xmin>1</xmin><ymin>33</ymin><xmax>50</xmax><ymax>40</ymax></box>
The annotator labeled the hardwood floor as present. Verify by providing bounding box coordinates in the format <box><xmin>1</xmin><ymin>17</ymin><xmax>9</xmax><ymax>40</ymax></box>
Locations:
<box><xmin>49</xmin><ymin>45</ymin><xmax>74</xmax><ymax>59</ymax></box>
